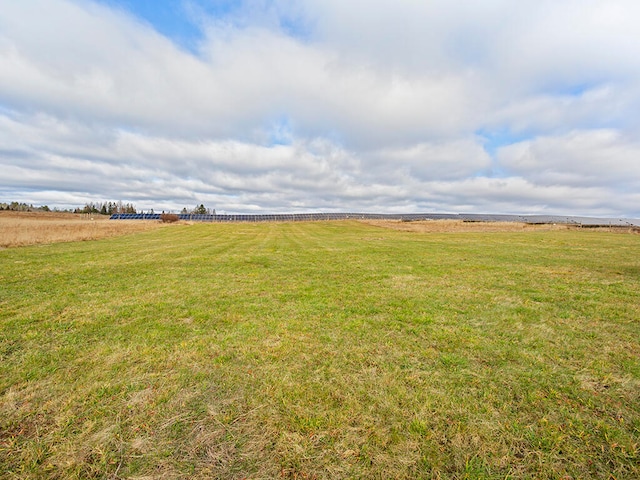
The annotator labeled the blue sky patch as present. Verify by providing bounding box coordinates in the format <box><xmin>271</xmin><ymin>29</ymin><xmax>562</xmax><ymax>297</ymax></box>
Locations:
<box><xmin>544</xmin><ymin>82</ymin><xmax>598</xmax><ymax>98</ymax></box>
<box><xmin>97</xmin><ymin>0</ymin><xmax>207</xmax><ymax>52</ymax></box>
<box><xmin>267</xmin><ymin>116</ymin><xmax>294</xmax><ymax>146</ymax></box>
<box><xmin>477</xmin><ymin>128</ymin><xmax>531</xmax><ymax>157</ymax></box>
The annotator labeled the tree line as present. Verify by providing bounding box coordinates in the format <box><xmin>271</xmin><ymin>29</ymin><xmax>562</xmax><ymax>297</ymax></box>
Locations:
<box><xmin>2</xmin><ymin>201</ymin><xmax>214</xmax><ymax>216</ymax></box>
<box><xmin>0</xmin><ymin>200</ymin><xmax>137</xmax><ymax>214</ymax></box>
<box><xmin>74</xmin><ymin>201</ymin><xmax>137</xmax><ymax>215</ymax></box>
<box><xmin>76</xmin><ymin>202</ymin><xmax>214</xmax><ymax>215</ymax></box>
<box><xmin>0</xmin><ymin>202</ymin><xmax>57</xmax><ymax>212</ymax></box>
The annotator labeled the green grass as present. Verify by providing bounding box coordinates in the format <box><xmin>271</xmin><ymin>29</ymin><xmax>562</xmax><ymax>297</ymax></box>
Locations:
<box><xmin>1</xmin><ymin>221</ymin><xmax>639</xmax><ymax>478</ymax></box>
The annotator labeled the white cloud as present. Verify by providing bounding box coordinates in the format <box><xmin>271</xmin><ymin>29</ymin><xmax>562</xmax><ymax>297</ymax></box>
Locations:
<box><xmin>497</xmin><ymin>130</ymin><xmax>640</xmax><ymax>188</ymax></box>
<box><xmin>366</xmin><ymin>139</ymin><xmax>492</xmax><ymax>182</ymax></box>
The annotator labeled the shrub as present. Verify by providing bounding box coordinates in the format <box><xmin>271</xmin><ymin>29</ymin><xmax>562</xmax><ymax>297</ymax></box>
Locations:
<box><xmin>160</xmin><ymin>213</ymin><xmax>180</xmax><ymax>223</ymax></box>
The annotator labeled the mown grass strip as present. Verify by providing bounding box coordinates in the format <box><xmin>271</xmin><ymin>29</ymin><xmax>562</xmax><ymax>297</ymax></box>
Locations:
<box><xmin>1</xmin><ymin>221</ymin><xmax>639</xmax><ymax>478</ymax></box>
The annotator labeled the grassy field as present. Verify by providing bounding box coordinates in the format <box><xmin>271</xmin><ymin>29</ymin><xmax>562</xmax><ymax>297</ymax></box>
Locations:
<box><xmin>1</xmin><ymin>221</ymin><xmax>639</xmax><ymax>478</ymax></box>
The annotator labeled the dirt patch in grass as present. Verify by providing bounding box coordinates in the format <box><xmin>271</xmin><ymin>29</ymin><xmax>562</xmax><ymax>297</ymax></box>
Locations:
<box><xmin>0</xmin><ymin>211</ymin><xmax>166</xmax><ymax>248</ymax></box>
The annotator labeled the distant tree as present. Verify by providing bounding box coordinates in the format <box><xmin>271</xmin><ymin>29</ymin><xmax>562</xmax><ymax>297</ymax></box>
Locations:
<box><xmin>0</xmin><ymin>202</ymin><xmax>61</xmax><ymax>212</ymax></box>
<box><xmin>181</xmin><ymin>207</ymin><xmax>188</xmax><ymax>215</ymax></box>
<box><xmin>194</xmin><ymin>204</ymin><xmax>207</xmax><ymax>214</ymax></box>
<box><xmin>87</xmin><ymin>203</ymin><xmax>99</xmax><ymax>214</ymax></box>
<box><xmin>74</xmin><ymin>201</ymin><xmax>137</xmax><ymax>215</ymax></box>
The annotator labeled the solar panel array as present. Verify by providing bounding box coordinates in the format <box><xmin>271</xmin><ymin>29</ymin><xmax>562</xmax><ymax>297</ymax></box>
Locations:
<box><xmin>109</xmin><ymin>212</ymin><xmax>640</xmax><ymax>226</ymax></box>
<box><xmin>109</xmin><ymin>212</ymin><xmax>461</xmax><ymax>222</ymax></box>
<box><xmin>110</xmin><ymin>213</ymin><xmax>162</xmax><ymax>220</ymax></box>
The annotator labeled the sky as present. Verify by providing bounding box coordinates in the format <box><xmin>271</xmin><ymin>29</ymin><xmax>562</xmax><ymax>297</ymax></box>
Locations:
<box><xmin>1</xmin><ymin>0</ymin><xmax>639</xmax><ymax>216</ymax></box>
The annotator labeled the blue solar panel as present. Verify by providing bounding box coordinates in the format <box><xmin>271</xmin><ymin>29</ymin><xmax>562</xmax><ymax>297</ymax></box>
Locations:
<box><xmin>108</xmin><ymin>212</ymin><xmax>640</xmax><ymax>226</ymax></box>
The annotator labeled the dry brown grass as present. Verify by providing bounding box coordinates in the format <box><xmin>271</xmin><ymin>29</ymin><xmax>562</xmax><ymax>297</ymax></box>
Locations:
<box><xmin>0</xmin><ymin>211</ymin><xmax>165</xmax><ymax>248</ymax></box>
<box><xmin>362</xmin><ymin>219</ymin><xmax>574</xmax><ymax>233</ymax></box>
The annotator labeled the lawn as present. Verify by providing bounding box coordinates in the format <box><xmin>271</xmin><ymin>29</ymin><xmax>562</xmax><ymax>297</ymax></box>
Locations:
<box><xmin>1</xmin><ymin>221</ymin><xmax>639</xmax><ymax>478</ymax></box>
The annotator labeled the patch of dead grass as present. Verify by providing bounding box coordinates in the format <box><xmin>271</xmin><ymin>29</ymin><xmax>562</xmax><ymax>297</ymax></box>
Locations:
<box><xmin>362</xmin><ymin>219</ymin><xmax>640</xmax><ymax>234</ymax></box>
<box><xmin>0</xmin><ymin>211</ymin><xmax>165</xmax><ymax>248</ymax></box>
<box><xmin>360</xmin><ymin>219</ymin><xmax>570</xmax><ymax>233</ymax></box>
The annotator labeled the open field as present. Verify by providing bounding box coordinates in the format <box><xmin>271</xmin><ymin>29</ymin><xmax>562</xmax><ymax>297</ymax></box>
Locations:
<box><xmin>0</xmin><ymin>211</ymin><xmax>165</xmax><ymax>248</ymax></box>
<box><xmin>364</xmin><ymin>219</ymin><xmax>640</xmax><ymax>234</ymax></box>
<box><xmin>362</xmin><ymin>219</ymin><xmax>572</xmax><ymax>233</ymax></box>
<box><xmin>1</xmin><ymin>221</ymin><xmax>639</xmax><ymax>478</ymax></box>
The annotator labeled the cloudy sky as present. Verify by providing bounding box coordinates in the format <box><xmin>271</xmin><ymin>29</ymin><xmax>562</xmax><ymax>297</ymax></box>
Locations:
<box><xmin>1</xmin><ymin>0</ymin><xmax>639</xmax><ymax>216</ymax></box>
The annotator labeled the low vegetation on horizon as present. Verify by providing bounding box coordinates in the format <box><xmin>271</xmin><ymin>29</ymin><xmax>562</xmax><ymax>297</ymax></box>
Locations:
<box><xmin>0</xmin><ymin>200</ymin><xmax>214</xmax><ymax>216</ymax></box>
<box><xmin>1</xmin><ymin>221</ymin><xmax>638</xmax><ymax>478</ymax></box>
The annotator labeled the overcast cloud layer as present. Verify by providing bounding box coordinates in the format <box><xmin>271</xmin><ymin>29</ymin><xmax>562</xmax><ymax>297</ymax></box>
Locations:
<box><xmin>1</xmin><ymin>0</ymin><xmax>639</xmax><ymax>215</ymax></box>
